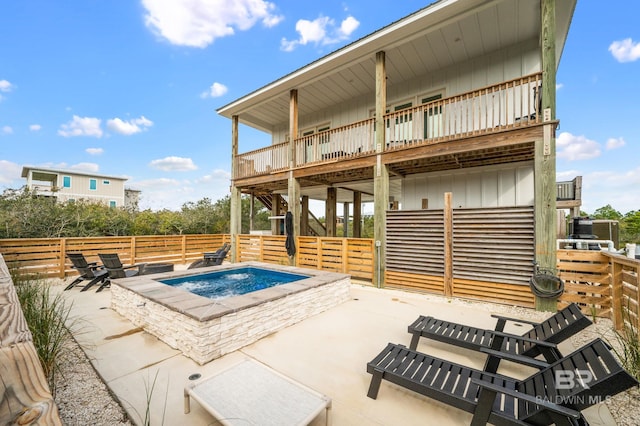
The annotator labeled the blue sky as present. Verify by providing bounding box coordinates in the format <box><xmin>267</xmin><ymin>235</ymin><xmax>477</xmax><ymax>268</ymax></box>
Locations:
<box><xmin>1</xmin><ymin>0</ymin><xmax>638</xmax><ymax>215</ymax></box>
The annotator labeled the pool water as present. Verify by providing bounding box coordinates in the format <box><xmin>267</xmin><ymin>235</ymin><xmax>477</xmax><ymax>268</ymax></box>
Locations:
<box><xmin>160</xmin><ymin>267</ymin><xmax>309</xmax><ymax>300</ymax></box>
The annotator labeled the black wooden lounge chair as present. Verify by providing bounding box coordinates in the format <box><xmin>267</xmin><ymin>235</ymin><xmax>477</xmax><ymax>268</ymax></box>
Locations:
<box><xmin>408</xmin><ymin>303</ymin><xmax>592</xmax><ymax>367</ymax></box>
<box><xmin>367</xmin><ymin>338</ymin><xmax>637</xmax><ymax>426</ymax></box>
<box><xmin>187</xmin><ymin>243</ymin><xmax>230</xmax><ymax>269</ymax></box>
<box><xmin>64</xmin><ymin>253</ymin><xmax>108</xmax><ymax>291</ymax></box>
<box><xmin>95</xmin><ymin>253</ymin><xmax>146</xmax><ymax>292</ymax></box>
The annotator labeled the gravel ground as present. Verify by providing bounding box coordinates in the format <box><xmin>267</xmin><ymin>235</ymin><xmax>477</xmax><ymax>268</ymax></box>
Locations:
<box><xmin>54</xmin><ymin>336</ymin><xmax>133</xmax><ymax>426</ymax></box>
<box><xmin>52</xmin><ymin>293</ymin><xmax>639</xmax><ymax>425</ymax></box>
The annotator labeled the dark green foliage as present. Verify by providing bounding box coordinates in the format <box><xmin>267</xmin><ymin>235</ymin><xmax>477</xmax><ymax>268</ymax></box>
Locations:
<box><xmin>0</xmin><ymin>187</ymin><xmax>270</xmax><ymax>238</ymax></box>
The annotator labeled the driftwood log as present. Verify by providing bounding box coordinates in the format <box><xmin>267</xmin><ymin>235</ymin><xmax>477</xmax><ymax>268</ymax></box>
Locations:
<box><xmin>0</xmin><ymin>254</ymin><xmax>61</xmax><ymax>425</ymax></box>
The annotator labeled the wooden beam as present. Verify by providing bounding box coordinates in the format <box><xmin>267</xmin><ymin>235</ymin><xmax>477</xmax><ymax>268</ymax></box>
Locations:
<box><xmin>374</xmin><ymin>50</ymin><xmax>388</xmax><ymax>287</ymax></box>
<box><xmin>326</xmin><ymin>188</ymin><xmax>337</xmax><ymax>236</ymax></box>
<box><xmin>230</xmin><ymin>115</ymin><xmax>241</xmax><ymax>262</ymax></box>
<box><xmin>535</xmin><ymin>0</ymin><xmax>558</xmax><ymax>312</ymax></box>
<box><xmin>288</xmin><ymin>89</ymin><xmax>300</xmax><ymax>262</ymax></box>
<box><xmin>301</xmin><ymin>196</ymin><xmax>309</xmax><ymax>236</ymax></box>
<box><xmin>353</xmin><ymin>191</ymin><xmax>362</xmax><ymax>238</ymax></box>
<box><xmin>0</xmin><ymin>256</ymin><xmax>62</xmax><ymax>425</ymax></box>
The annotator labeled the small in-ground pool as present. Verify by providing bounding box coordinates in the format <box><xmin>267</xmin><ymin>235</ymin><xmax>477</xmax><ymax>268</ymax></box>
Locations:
<box><xmin>159</xmin><ymin>267</ymin><xmax>309</xmax><ymax>300</ymax></box>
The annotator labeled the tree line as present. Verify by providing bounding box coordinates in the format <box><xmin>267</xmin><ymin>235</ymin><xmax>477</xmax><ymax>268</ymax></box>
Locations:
<box><xmin>0</xmin><ymin>187</ymin><xmax>271</xmax><ymax>238</ymax></box>
<box><xmin>582</xmin><ymin>205</ymin><xmax>640</xmax><ymax>246</ymax></box>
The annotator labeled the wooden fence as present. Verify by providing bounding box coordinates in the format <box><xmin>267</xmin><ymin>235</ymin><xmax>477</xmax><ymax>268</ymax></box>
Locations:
<box><xmin>385</xmin><ymin>205</ymin><xmax>536</xmax><ymax>307</ymax></box>
<box><xmin>235</xmin><ymin>235</ymin><xmax>374</xmax><ymax>281</ymax></box>
<box><xmin>0</xmin><ymin>235</ymin><xmax>229</xmax><ymax>278</ymax></box>
<box><xmin>1</xmin><ymin>233</ymin><xmax>639</xmax><ymax>330</ymax></box>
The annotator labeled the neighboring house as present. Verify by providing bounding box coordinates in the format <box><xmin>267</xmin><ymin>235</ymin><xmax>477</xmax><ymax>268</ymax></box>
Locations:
<box><xmin>218</xmin><ymin>0</ymin><xmax>576</xmax><ymax>301</ymax></box>
<box><xmin>21</xmin><ymin>166</ymin><xmax>139</xmax><ymax>210</ymax></box>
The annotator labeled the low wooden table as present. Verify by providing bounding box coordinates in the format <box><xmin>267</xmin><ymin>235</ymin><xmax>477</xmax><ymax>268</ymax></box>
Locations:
<box><xmin>141</xmin><ymin>263</ymin><xmax>174</xmax><ymax>275</ymax></box>
<box><xmin>184</xmin><ymin>359</ymin><xmax>331</xmax><ymax>425</ymax></box>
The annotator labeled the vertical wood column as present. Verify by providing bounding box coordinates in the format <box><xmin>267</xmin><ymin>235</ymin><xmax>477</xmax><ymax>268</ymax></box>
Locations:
<box><xmin>343</xmin><ymin>202</ymin><xmax>349</xmax><ymax>237</ymax></box>
<box><xmin>249</xmin><ymin>193</ymin><xmax>255</xmax><ymax>232</ymax></box>
<box><xmin>535</xmin><ymin>0</ymin><xmax>558</xmax><ymax>311</ymax></box>
<box><xmin>353</xmin><ymin>191</ymin><xmax>362</xmax><ymax>238</ymax></box>
<box><xmin>373</xmin><ymin>50</ymin><xmax>388</xmax><ymax>287</ymax></box>
<box><xmin>271</xmin><ymin>194</ymin><xmax>281</xmax><ymax>235</ymax></box>
<box><xmin>230</xmin><ymin>115</ymin><xmax>242</xmax><ymax>262</ymax></box>
<box><xmin>326</xmin><ymin>188</ymin><xmax>337</xmax><ymax>237</ymax></box>
<box><xmin>287</xmin><ymin>89</ymin><xmax>301</xmax><ymax>245</ymax></box>
<box><xmin>301</xmin><ymin>195</ymin><xmax>309</xmax><ymax>236</ymax></box>
<box><xmin>444</xmin><ymin>192</ymin><xmax>453</xmax><ymax>297</ymax></box>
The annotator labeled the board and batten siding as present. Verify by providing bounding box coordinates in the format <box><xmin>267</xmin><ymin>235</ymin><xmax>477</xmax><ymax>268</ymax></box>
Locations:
<box><xmin>56</xmin><ymin>173</ymin><xmax>125</xmax><ymax>205</ymax></box>
<box><xmin>401</xmin><ymin>162</ymin><xmax>534</xmax><ymax>210</ymax></box>
<box><xmin>271</xmin><ymin>39</ymin><xmax>540</xmax><ymax>143</ymax></box>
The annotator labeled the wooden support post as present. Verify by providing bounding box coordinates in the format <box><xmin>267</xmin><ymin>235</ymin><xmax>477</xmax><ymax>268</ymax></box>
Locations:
<box><xmin>353</xmin><ymin>191</ymin><xmax>362</xmax><ymax>238</ymax></box>
<box><xmin>287</xmin><ymin>89</ymin><xmax>300</xmax><ymax>265</ymax></box>
<box><xmin>249</xmin><ymin>194</ymin><xmax>255</xmax><ymax>232</ymax></box>
<box><xmin>271</xmin><ymin>194</ymin><xmax>281</xmax><ymax>235</ymax></box>
<box><xmin>326</xmin><ymin>188</ymin><xmax>337</xmax><ymax>237</ymax></box>
<box><xmin>444</xmin><ymin>193</ymin><xmax>453</xmax><ymax>297</ymax></box>
<box><xmin>59</xmin><ymin>238</ymin><xmax>66</xmax><ymax>278</ymax></box>
<box><xmin>611</xmin><ymin>260</ymin><xmax>623</xmax><ymax>330</ymax></box>
<box><xmin>535</xmin><ymin>0</ymin><xmax>558</xmax><ymax>312</ymax></box>
<box><xmin>301</xmin><ymin>196</ymin><xmax>309</xmax><ymax>236</ymax></box>
<box><xmin>373</xmin><ymin>50</ymin><xmax>388</xmax><ymax>288</ymax></box>
<box><xmin>343</xmin><ymin>202</ymin><xmax>349</xmax><ymax>237</ymax></box>
<box><xmin>230</xmin><ymin>115</ymin><xmax>241</xmax><ymax>262</ymax></box>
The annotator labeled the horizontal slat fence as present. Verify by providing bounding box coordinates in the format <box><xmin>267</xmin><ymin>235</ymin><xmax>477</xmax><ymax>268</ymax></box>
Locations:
<box><xmin>296</xmin><ymin>236</ymin><xmax>374</xmax><ymax>280</ymax></box>
<box><xmin>556</xmin><ymin>249</ymin><xmax>612</xmax><ymax>317</ymax></box>
<box><xmin>452</xmin><ymin>206</ymin><xmax>535</xmax><ymax>286</ymax></box>
<box><xmin>385</xmin><ymin>205</ymin><xmax>536</xmax><ymax>306</ymax></box>
<box><xmin>0</xmin><ymin>235</ymin><xmax>228</xmax><ymax>278</ymax></box>
<box><xmin>2</xmin><ymin>233</ymin><xmax>638</xmax><ymax>329</ymax></box>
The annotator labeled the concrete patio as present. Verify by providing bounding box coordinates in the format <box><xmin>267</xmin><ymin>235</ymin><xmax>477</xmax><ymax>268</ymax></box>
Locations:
<box><xmin>53</xmin><ymin>272</ymin><xmax>616</xmax><ymax>426</ymax></box>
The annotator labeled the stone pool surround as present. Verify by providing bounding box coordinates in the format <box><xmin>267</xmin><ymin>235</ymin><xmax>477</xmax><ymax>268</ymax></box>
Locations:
<box><xmin>110</xmin><ymin>261</ymin><xmax>351</xmax><ymax>365</ymax></box>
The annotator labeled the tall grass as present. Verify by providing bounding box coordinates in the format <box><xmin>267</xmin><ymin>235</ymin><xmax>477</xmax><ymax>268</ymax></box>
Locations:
<box><xmin>609</xmin><ymin>302</ymin><xmax>640</xmax><ymax>382</ymax></box>
<box><xmin>12</xmin><ymin>271</ymin><xmax>76</xmax><ymax>394</ymax></box>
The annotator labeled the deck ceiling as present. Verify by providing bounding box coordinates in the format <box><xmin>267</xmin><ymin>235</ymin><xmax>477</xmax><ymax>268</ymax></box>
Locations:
<box><xmin>218</xmin><ymin>0</ymin><xmax>576</xmax><ymax>134</ymax></box>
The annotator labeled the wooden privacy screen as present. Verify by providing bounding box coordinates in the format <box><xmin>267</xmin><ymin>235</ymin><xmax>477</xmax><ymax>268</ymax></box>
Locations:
<box><xmin>385</xmin><ymin>205</ymin><xmax>536</xmax><ymax>306</ymax></box>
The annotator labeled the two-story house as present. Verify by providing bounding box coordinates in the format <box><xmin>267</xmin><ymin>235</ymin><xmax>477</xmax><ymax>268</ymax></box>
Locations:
<box><xmin>21</xmin><ymin>166</ymin><xmax>139</xmax><ymax>209</ymax></box>
<box><xmin>218</xmin><ymin>0</ymin><xmax>576</xmax><ymax>308</ymax></box>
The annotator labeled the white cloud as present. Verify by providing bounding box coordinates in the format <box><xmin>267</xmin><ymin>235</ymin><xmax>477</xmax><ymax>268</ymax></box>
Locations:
<box><xmin>200</xmin><ymin>82</ymin><xmax>228</xmax><ymax>98</ymax></box>
<box><xmin>29</xmin><ymin>124</ymin><xmax>41</xmax><ymax>132</ymax></box>
<box><xmin>0</xmin><ymin>80</ymin><xmax>13</xmax><ymax>92</ymax></box>
<box><xmin>141</xmin><ymin>0</ymin><xmax>283</xmax><ymax>48</ymax></box>
<box><xmin>86</xmin><ymin>148</ymin><xmax>104</xmax><ymax>155</ymax></box>
<box><xmin>149</xmin><ymin>156</ymin><xmax>198</xmax><ymax>171</ymax></box>
<box><xmin>131</xmin><ymin>170</ymin><xmax>232</xmax><ymax>211</ymax></box>
<box><xmin>609</xmin><ymin>38</ymin><xmax>640</xmax><ymax>63</ymax></box>
<box><xmin>0</xmin><ymin>160</ymin><xmax>21</xmax><ymax>184</ymax></box>
<box><xmin>106</xmin><ymin>116</ymin><xmax>153</xmax><ymax>135</ymax></box>
<box><xmin>556</xmin><ymin>132</ymin><xmax>601</xmax><ymax>161</ymax></box>
<box><xmin>556</xmin><ymin>83</ymin><xmax>564</xmax><ymax>90</ymax></box>
<box><xmin>579</xmin><ymin>167</ymin><xmax>640</xmax><ymax>215</ymax></box>
<box><xmin>69</xmin><ymin>163</ymin><xmax>100</xmax><ymax>173</ymax></box>
<box><xmin>606</xmin><ymin>137</ymin><xmax>625</xmax><ymax>150</ymax></box>
<box><xmin>196</xmin><ymin>168</ymin><xmax>231</xmax><ymax>183</ymax></box>
<box><xmin>2</xmin><ymin>126</ymin><xmax>13</xmax><ymax>135</ymax></box>
<box><xmin>281</xmin><ymin>15</ymin><xmax>359</xmax><ymax>52</ymax></box>
<box><xmin>58</xmin><ymin>116</ymin><xmax>103</xmax><ymax>138</ymax></box>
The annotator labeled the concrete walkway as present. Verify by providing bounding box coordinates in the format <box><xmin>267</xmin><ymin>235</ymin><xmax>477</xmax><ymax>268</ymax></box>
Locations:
<box><xmin>54</xmin><ymin>277</ymin><xmax>616</xmax><ymax>426</ymax></box>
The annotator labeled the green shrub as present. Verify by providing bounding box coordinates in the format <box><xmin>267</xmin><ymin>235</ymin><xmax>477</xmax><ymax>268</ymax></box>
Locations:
<box><xmin>12</xmin><ymin>272</ymin><xmax>75</xmax><ymax>394</ymax></box>
<box><xmin>609</xmin><ymin>304</ymin><xmax>640</xmax><ymax>382</ymax></box>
